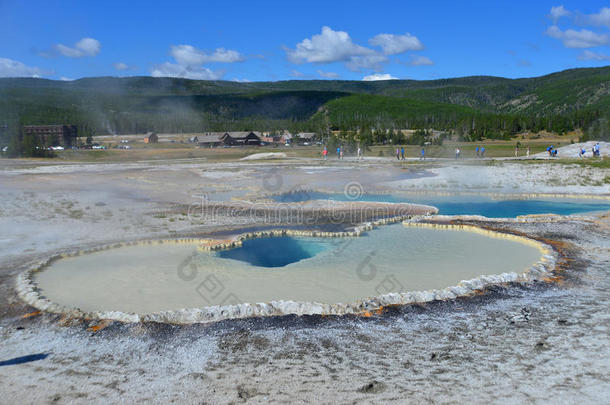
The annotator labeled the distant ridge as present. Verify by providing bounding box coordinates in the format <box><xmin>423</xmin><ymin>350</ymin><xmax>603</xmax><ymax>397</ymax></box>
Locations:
<box><xmin>0</xmin><ymin>66</ymin><xmax>608</xmax><ymax>139</ymax></box>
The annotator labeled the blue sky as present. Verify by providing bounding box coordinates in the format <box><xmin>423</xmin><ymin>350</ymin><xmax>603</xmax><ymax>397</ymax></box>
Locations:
<box><xmin>1</xmin><ymin>0</ymin><xmax>609</xmax><ymax>82</ymax></box>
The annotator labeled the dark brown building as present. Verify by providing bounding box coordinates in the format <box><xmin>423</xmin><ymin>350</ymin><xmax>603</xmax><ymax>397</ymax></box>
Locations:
<box><xmin>199</xmin><ymin>131</ymin><xmax>261</xmax><ymax>147</ymax></box>
<box><xmin>144</xmin><ymin>132</ymin><xmax>158</xmax><ymax>143</ymax></box>
<box><xmin>22</xmin><ymin>125</ymin><xmax>77</xmax><ymax>147</ymax></box>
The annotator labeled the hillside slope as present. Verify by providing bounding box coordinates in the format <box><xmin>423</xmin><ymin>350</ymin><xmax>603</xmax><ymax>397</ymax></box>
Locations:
<box><xmin>0</xmin><ymin>66</ymin><xmax>608</xmax><ymax>139</ymax></box>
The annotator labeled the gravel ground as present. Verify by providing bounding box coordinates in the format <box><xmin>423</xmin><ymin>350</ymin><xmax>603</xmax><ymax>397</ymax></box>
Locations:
<box><xmin>0</xmin><ymin>158</ymin><xmax>608</xmax><ymax>404</ymax></box>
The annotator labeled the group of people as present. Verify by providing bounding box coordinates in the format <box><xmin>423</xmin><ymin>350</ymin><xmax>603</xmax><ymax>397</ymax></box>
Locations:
<box><xmin>322</xmin><ymin>142</ymin><xmax>602</xmax><ymax>160</ymax></box>
<box><xmin>322</xmin><ymin>145</ymin><xmax>363</xmax><ymax>160</ymax></box>
<box><xmin>579</xmin><ymin>142</ymin><xmax>602</xmax><ymax>158</ymax></box>
<box><xmin>546</xmin><ymin>145</ymin><xmax>558</xmax><ymax>157</ymax></box>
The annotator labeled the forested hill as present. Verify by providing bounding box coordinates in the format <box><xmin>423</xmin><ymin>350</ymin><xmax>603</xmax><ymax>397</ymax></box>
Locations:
<box><xmin>0</xmin><ymin>66</ymin><xmax>608</xmax><ymax>141</ymax></box>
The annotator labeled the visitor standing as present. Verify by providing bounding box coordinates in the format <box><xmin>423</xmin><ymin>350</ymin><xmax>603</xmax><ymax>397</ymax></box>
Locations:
<box><xmin>455</xmin><ymin>148</ymin><xmax>460</xmax><ymax>159</ymax></box>
<box><xmin>526</xmin><ymin>146</ymin><xmax>530</xmax><ymax>157</ymax></box>
<box><xmin>420</xmin><ymin>147</ymin><xmax>425</xmax><ymax>160</ymax></box>
<box><xmin>323</xmin><ymin>146</ymin><xmax>328</xmax><ymax>160</ymax></box>
<box><xmin>337</xmin><ymin>146</ymin><xmax>341</xmax><ymax>159</ymax></box>
<box><xmin>400</xmin><ymin>146</ymin><xmax>405</xmax><ymax>160</ymax></box>
<box><xmin>396</xmin><ymin>147</ymin><xmax>400</xmax><ymax>160</ymax></box>
<box><xmin>481</xmin><ymin>146</ymin><xmax>485</xmax><ymax>158</ymax></box>
<box><xmin>515</xmin><ymin>145</ymin><xmax>519</xmax><ymax>157</ymax></box>
<box><xmin>357</xmin><ymin>146</ymin><xmax>362</xmax><ymax>160</ymax></box>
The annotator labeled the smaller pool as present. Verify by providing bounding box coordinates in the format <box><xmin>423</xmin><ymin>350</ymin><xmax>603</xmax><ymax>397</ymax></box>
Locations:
<box><xmin>272</xmin><ymin>191</ymin><xmax>609</xmax><ymax>218</ymax></box>
<box><xmin>218</xmin><ymin>236</ymin><xmax>327</xmax><ymax>267</ymax></box>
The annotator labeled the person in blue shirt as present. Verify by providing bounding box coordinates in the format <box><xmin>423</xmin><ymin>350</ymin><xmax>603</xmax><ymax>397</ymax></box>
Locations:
<box><xmin>420</xmin><ymin>147</ymin><xmax>425</xmax><ymax>160</ymax></box>
<box><xmin>400</xmin><ymin>146</ymin><xmax>405</xmax><ymax>160</ymax></box>
<box><xmin>336</xmin><ymin>146</ymin><xmax>341</xmax><ymax>159</ymax></box>
<box><xmin>475</xmin><ymin>146</ymin><xmax>479</xmax><ymax>157</ymax></box>
<box><xmin>480</xmin><ymin>146</ymin><xmax>485</xmax><ymax>157</ymax></box>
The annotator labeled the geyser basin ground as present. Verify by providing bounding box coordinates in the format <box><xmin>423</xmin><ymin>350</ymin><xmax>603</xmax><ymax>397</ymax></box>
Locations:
<box><xmin>33</xmin><ymin>224</ymin><xmax>544</xmax><ymax>315</ymax></box>
<box><xmin>272</xmin><ymin>192</ymin><xmax>610</xmax><ymax>217</ymax></box>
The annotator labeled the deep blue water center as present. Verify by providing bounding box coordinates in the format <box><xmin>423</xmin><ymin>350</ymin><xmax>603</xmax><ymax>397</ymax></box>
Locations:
<box><xmin>217</xmin><ymin>236</ymin><xmax>328</xmax><ymax>267</ymax></box>
<box><xmin>272</xmin><ymin>191</ymin><xmax>609</xmax><ymax>218</ymax></box>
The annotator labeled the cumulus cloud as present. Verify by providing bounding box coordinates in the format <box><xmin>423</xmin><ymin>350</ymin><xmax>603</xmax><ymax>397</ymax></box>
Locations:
<box><xmin>589</xmin><ymin>7</ymin><xmax>610</xmax><ymax>28</ymax></box>
<box><xmin>549</xmin><ymin>5</ymin><xmax>570</xmax><ymax>23</ymax></box>
<box><xmin>317</xmin><ymin>70</ymin><xmax>339</xmax><ymax>79</ymax></box>
<box><xmin>408</xmin><ymin>55</ymin><xmax>434</xmax><ymax>66</ymax></box>
<box><xmin>578</xmin><ymin>50</ymin><xmax>610</xmax><ymax>60</ymax></box>
<box><xmin>54</xmin><ymin>38</ymin><xmax>101</xmax><ymax>58</ymax></box>
<box><xmin>170</xmin><ymin>45</ymin><xmax>243</xmax><ymax>65</ymax></box>
<box><xmin>285</xmin><ymin>27</ymin><xmax>432</xmax><ymax>72</ymax></box>
<box><xmin>545</xmin><ymin>25</ymin><xmax>609</xmax><ymax>48</ymax></box>
<box><xmin>150</xmin><ymin>44</ymin><xmax>243</xmax><ymax>80</ymax></box>
<box><xmin>0</xmin><ymin>57</ymin><xmax>50</xmax><ymax>77</ymax></box>
<box><xmin>362</xmin><ymin>73</ymin><xmax>398</xmax><ymax>81</ymax></box>
<box><xmin>369</xmin><ymin>33</ymin><xmax>423</xmax><ymax>54</ymax></box>
<box><xmin>150</xmin><ymin>62</ymin><xmax>224</xmax><ymax>80</ymax></box>
<box><xmin>286</xmin><ymin>26</ymin><xmax>387</xmax><ymax>71</ymax></box>
<box><xmin>286</xmin><ymin>26</ymin><xmax>374</xmax><ymax>64</ymax></box>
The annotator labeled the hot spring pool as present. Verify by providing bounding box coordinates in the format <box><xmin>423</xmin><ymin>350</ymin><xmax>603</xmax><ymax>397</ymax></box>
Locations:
<box><xmin>34</xmin><ymin>225</ymin><xmax>544</xmax><ymax>314</ymax></box>
<box><xmin>272</xmin><ymin>192</ymin><xmax>610</xmax><ymax>217</ymax></box>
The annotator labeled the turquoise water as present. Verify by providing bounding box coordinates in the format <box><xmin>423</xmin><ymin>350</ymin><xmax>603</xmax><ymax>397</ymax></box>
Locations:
<box><xmin>273</xmin><ymin>191</ymin><xmax>609</xmax><ymax>218</ymax></box>
<box><xmin>218</xmin><ymin>236</ymin><xmax>328</xmax><ymax>267</ymax></box>
<box><xmin>35</xmin><ymin>224</ymin><xmax>543</xmax><ymax>312</ymax></box>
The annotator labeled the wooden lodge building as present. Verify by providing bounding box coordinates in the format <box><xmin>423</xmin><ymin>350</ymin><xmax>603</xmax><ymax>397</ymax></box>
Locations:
<box><xmin>22</xmin><ymin>125</ymin><xmax>78</xmax><ymax>147</ymax></box>
<box><xmin>198</xmin><ymin>131</ymin><xmax>261</xmax><ymax>147</ymax></box>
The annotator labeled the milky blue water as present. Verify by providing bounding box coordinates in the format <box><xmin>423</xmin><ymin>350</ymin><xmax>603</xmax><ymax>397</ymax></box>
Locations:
<box><xmin>272</xmin><ymin>191</ymin><xmax>609</xmax><ymax>218</ymax></box>
<box><xmin>36</xmin><ymin>224</ymin><xmax>543</xmax><ymax>311</ymax></box>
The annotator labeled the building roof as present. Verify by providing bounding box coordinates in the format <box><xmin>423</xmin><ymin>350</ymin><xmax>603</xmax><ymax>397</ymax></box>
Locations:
<box><xmin>225</xmin><ymin>131</ymin><xmax>261</xmax><ymax>139</ymax></box>
<box><xmin>198</xmin><ymin>134</ymin><xmax>224</xmax><ymax>144</ymax></box>
<box><xmin>296</xmin><ymin>132</ymin><xmax>316</xmax><ymax>139</ymax></box>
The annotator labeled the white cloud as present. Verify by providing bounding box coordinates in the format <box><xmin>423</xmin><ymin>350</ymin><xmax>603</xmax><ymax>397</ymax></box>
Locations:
<box><xmin>231</xmin><ymin>77</ymin><xmax>251</xmax><ymax>82</ymax></box>
<box><xmin>545</xmin><ymin>25</ymin><xmax>610</xmax><ymax>48</ymax></box>
<box><xmin>578</xmin><ymin>50</ymin><xmax>610</xmax><ymax>60</ymax></box>
<box><xmin>113</xmin><ymin>62</ymin><xmax>129</xmax><ymax>71</ymax></box>
<box><xmin>408</xmin><ymin>55</ymin><xmax>434</xmax><ymax>66</ymax></box>
<box><xmin>287</xmin><ymin>26</ymin><xmax>375</xmax><ymax>64</ymax></box>
<box><xmin>369</xmin><ymin>33</ymin><xmax>423</xmax><ymax>54</ymax></box>
<box><xmin>285</xmin><ymin>27</ymin><xmax>432</xmax><ymax>71</ymax></box>
<box><xmin>150</xmin><ymin>62</ymin><xmax>224</xmax><ymax>80</ymax></box>
<box><xmin>362</xmin><ymin>73</ymin><xmax>398</xmax><ymax>81</ymax></box>
<box><xmin>589</xmin><ymin>7</ymin><xmax>610</xmax><ymax>28</ymax></box>
<box><xmin>317</xmin><ymin>70</ymin><xmax>339</xmax><ymax>79</ymax></box>
<box><xmin>0</xmin><ymin>57</ymin><xmax>50</xmax><ymax>77</ymax></box>
<box><xmin>59</xmin><ymin>76</ymin><xmax>75</xmax><ymax>81</ymax></box>
<box><xmin>170</xmin><ymin>45</ymin><xmax>243</xmax><ymax>65</ymax></box>
<box><xmin>150</xmin><ymin>44</ymin><xmax>242</xmax><ymax>80</ymax></box>
<box><xmin>549</xmin><ymin>5</ymin><xmax>570</xmax><ymax>23</ymax></box>
<box><xmin>54</xmin><ymin>37</ymin><xmax>101</xmax><ymax>58</ymax></box>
